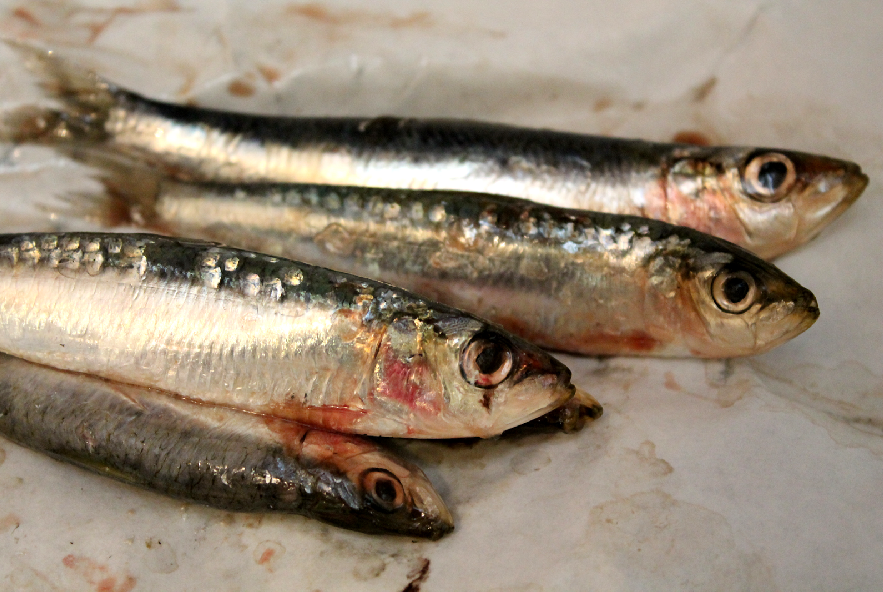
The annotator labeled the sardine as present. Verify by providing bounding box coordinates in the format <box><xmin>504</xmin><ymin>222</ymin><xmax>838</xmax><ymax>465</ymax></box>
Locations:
<box><xmin>90</xmin><ymin>177</ymin><xmax>819</xmax><ymax>357</ymax></box>
<box><xmin>4</xmin><ymin>44</ymin><xmax>867</xmax><ymax>259</ymax></box>
<box><xmin>0</xmin><ymin>232</ymin><xmax>575</xmax><ymax>438</ymax></box>
<box><xmin>0</xmin><ymin>353</ymin><xmax>453</xmax><ymax>538</ymax></box>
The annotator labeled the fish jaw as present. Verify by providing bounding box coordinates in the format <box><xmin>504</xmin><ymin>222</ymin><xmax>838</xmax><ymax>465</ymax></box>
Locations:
<box><xmin>791</xmin><ymin>157</ymin><xmax>868</xmax><ymax>249</ymax></box>
<box><xmin>401</xmin><ymin>476</ymin><xmax>456</xmax><ymax>540</ymax></box>
<box><xmin>749</xmin><ymin>288</ymin><xmax>820</xmax><ymax>355</ymax></box>
<box><xmin>517</xmin><ymin>388</ymin><xmax>603</xmax><ymax>433</ymax></box>
<box><xmin>486</xmin><ymin>370</ymin><xmax>577</xmax><ymax>436</ymax></box>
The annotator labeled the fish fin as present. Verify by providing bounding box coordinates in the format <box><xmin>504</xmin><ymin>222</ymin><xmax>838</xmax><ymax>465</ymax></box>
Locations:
<box><xmin>73</xmin><ymin>147</ymin><xmax>164</xmax><ymax>228</ymax></box>
<box><xmin>30</xmin><ymin>144</ymin><xmax>166</xmax><ymax>231</ymax></box>
<box><xmin>3</xmin><ymin>41</ymin><xmax>118</xmax><ymax>144</ymax></box>
<box><xmin>46</xmin><ymin>449</ymin><xmax>152</xmax><ymax>490</ymax></box>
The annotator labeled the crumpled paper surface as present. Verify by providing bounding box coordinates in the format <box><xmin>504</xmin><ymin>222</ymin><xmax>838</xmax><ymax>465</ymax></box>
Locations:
<box><xmin>0</xmin><ymin>1</ymin><xmax>880</xmax><ymax>591</ymax></box>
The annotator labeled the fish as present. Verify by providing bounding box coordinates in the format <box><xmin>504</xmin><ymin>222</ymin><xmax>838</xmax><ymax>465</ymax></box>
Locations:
<box><xmin>0</xmin><ymin>353</ymin><xmax>454</xmax><ymax>538</ymax></box>
<box><xmin>0</xmin><ymin>232</ymin><xmax>575</xmax><ymax>438</ymax></box>
<box><xmin>85</xmin><ymin>176</ymin><xmax>820</xmax><ymax>357</ymax></box>
<box><xmin>3</xmin><ymin>43</ymin><xmax>867</xmax><ymax>259</ymax></box>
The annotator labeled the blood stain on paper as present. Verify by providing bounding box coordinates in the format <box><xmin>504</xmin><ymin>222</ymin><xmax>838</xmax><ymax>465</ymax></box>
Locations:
<box><xmin>61</xmin><ymin>555</ymin><xmax>136</xmax><ymax>592</ymax></box>
<box><xmin>0</xmin><ymin>513</ymin><xmax>20</xmax><ymax>531</ymax></box>
<box><xmin>286</xmin><ymin>3</ymin><xmax>433</xmax><ymax>30</ymax></box>
<box><xmin>352</xmin><ymin>555</ymin><xmax>386</xmax><ymax>580</ymax></box>
<box><xmin>672</xmin><ymin>131</ymin><xmax>712</xmax><ymax>146</ymax></box>
<box><xmin>78</xmin><ymin>1</ymin><xmax>183</xmax><ymax>44</ymax></box>
<box><xmin>593</xmin><ymin>97</ymin><xmax>613</xmax><ymax>112</ymax></box>
<box><xmin>401</xmin><ymin>558</ymin><xmax>431</xmax><ymax>592</ymax></box>
<box><xmin>254</xmin><ymin>540</ymin><xmax>286</xmax><ymax>572</ymax></box>
<box><xmin>258</xmin><ymin>65</ymin><xmax>282</xmax><ymax>84</ymax></box>
<box><xmin>3</xmin><ymin>0</ymin><xmax>181</xmax><ymax>45</ymax></box>
<box><xmin>629</xmin><ymin>441</ymin><xmax>674</xmax><ymax>478</ymax></box>
<box><xmin>143</xmin><ymin>537</ymin><xmax>178</xmax><ymax>574</ymax></box>
<box><xmin>692</xmin><ymin>76</ymin><xmax>718</xmax><ymax>102</ymax></box>
<box><xmin>664</xmin><ymin>371</ymin><xmax>682</xmax><ymax>391</ymax></box>
<box><xmin>228</xmin><ymin>78</ymin><xmax>257</xmax><ymax>98</ymax></box>
<box><xmin>11</xmin><ymin>7</ymin><xmax>40</xmax><ymax>27</ymax></box>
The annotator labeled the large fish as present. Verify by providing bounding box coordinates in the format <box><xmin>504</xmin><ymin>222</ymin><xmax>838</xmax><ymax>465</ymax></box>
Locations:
<box><xmin>0</xmin><ymin>353</ymin><xmax>454</xmax><ymax>538</ymax></box>
<box><xmin>3</xmin><ymin>44</ymin><xmax>867</xmax><ymax>259</ymax></box>
<box><xmin>0</xmin><ymin>232</ymin><xmax>575</xmax><ymax>438</ymax></box>
<box><xmin>89</xmin><ymin>177</ymin><xmax>820</xmax><ymax>357</ymax></box>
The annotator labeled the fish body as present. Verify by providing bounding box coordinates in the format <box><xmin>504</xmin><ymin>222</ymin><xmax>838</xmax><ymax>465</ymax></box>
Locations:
<box><xmin>0</xmin><ymin>232</ymin><xmax>574</xmax><ymax>438</ymax></box>
<box><xmin>6</xmin><ymin>44</ymin><xmax>867</xmax><ymax>258</ymax></box>
<box><xmin>0</xmin><ymin>354</ymin><xmax>453</xmax><ymax>538</ymax></box>
<box><xmin>102</xmin><ymin>178</ymin><xmax>820</xmax><ymax>357</ymax></box>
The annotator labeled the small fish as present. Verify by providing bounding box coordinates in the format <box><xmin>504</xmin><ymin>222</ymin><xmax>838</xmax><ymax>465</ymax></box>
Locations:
<box><xmin>0</xmin><ymin>232</ymin><xmax>575</xmax><ymax>438</ymax></box>
<box><xmin>3</xmin><ymin>43</ymin><xmax>867</xmax><ymax>258</ymax></box>
<box><xmin>0</xmin><ymin>353</ymin><xmax>454</xmax><ymax>538</ymax></box>
<box><xmin>89</xmin><ymin>176</ymin><xmax>819</xmax><ymax>357</ymax></box>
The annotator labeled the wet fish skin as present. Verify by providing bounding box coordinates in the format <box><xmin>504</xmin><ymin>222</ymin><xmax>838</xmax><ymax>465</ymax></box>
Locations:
<box><xmin>0</xmin><ymin>354</ymin><xmax>454</xmax><ymax>538</ymax></box>
<box><xmin>0</xmin><ymin>232</ymin><xmax>575</xmax><ymax>438</ymax></box>
<box><xmin>4</xmin><ymin>43</ymin><xmax>867</xmax><ymax>258</ymax></box>
<box><xmin>102</xmin><ymin>177</ymin><xmax>819</xmax><ymax>357</ymax></box>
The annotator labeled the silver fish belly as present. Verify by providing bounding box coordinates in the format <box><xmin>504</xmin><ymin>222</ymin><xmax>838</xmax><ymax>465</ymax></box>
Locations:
<box><xmin>108</xmin><ymin>180</ymin><xmax>820</xmax><ymax>357</ymax></box>
<box><xmin>0</xmin><ymin>232</ymin><xmax>575</xmax><ymax>438</ymax></box>
<box><xmin>0</xmin><ymin>353</ymin><xmax>454</xmax><ymax>538</ymax></box>
<box><xmin>5</xmin><ymin>43</ymin><xmax>867</xmax><ymax>258</ymax></box>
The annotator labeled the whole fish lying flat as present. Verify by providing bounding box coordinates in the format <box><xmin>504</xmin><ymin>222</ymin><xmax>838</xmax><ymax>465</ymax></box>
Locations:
<box><xmin>0</xmin><ymin>353</ymin><xmax>454</xmax><ymax>538</ymax></box>
<box><xmin>0</xmin><ymin>232</ymin><xmax>575</xmax><ymax>438</ymax></box>
<box><xmin>4</xmin><ymin>44</ymin><xmax>867</xmax><ymax>259</ymax></box>
<box><xmin>94</xmin><ymin>176</ymin><xmax>820</xmax><ymax>357</ymax></box>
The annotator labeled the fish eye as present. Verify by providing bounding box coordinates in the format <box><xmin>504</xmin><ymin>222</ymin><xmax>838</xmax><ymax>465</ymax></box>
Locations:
<box><xmin>460</xmin><ymin>332</ymin><xmax>514</xmax><ymax>389</ymax></box>
<box><xmin>742</xmin><ymin>152</ymin><xmax>796</xmax><ymax>202</ymax></box>
<box><xmin>362</xmin><ymin>469</ymin><xmax>405</xmax><ymax>512</ymax></box>
<box><xmin>712</xmin><ymin>270</ymin><xmax>759</xmax><ymax>313</ymax></box>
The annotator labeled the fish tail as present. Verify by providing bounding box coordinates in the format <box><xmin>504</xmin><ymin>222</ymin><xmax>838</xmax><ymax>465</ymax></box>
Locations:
<box><xmin>2</xmin><ymin>41</ymin><xmax>117</xmax><ymax>144</ymax></box>
<box><xmin>54</xmin><ymin>148</ymin><xmax>163</xmax><ymax>230</ymax></box>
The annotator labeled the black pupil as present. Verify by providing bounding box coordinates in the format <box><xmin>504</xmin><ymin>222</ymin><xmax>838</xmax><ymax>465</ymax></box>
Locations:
<box><xmin>723</xmin><ymin>276</ymin><xmax>751</xmax><ymax>304</ymax></box>
<box><xmin>374</xmin><ymin>477</ymin><xmax>398</xmax><ymax>503</ymax></box>
<box><xmin>475</xmin><ymin>342</ymin><xmax>505</xmax><ymax>374</ymax></box>
<box><xmin>757</xmin><ymin>160</ymin><xmax>788</xmax><ymax>192</ymax></box>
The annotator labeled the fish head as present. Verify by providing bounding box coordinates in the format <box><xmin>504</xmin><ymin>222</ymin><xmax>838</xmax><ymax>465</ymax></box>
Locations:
<box><xmin>371</xmin><ymin>314</ymin><xmax>575</xmax><ymax>438</ymax></box>
<box><xmin>304</xmin><ymin>431</ymin><xmax>454</xmax><ymax>538</ymax></box>
<box><xmin>667</xmin><ymin>241</ymin><xmax>819</xmax><ymax>357</ymax></box>
<box><xmin>664</xmin><ymin>147</ymin><xmax>867</xmax><ymax>258</ymax></box>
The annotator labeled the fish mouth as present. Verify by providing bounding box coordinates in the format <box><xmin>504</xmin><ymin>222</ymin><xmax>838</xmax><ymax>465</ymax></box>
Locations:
<box><xmin>405</xmin><ymin>481</ymin><xmax>456</xmax><ymax>540</ymax></box>
<box><xmin>753</xmin><ymin>290</ymin><xmax>819</xmax><ymax>354</ymax></box>
<box><xmin>516</xmin><ymin>388</ymin><xmax>603</xmax><ymax>433</ymax></box>
<box><xmin>793</xmin><ymin>294</ymin><xmax>820</xmax><ymax>334</ymax></box>
<box><xmin>799</xmin><ymin>161</ymin><xmax>869</xmax><ymax>239</ymax></box>
<box><xmin>490</xmin><ymin>373</ymin><xmax>577</xmax><ymax>435</ymax></box>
